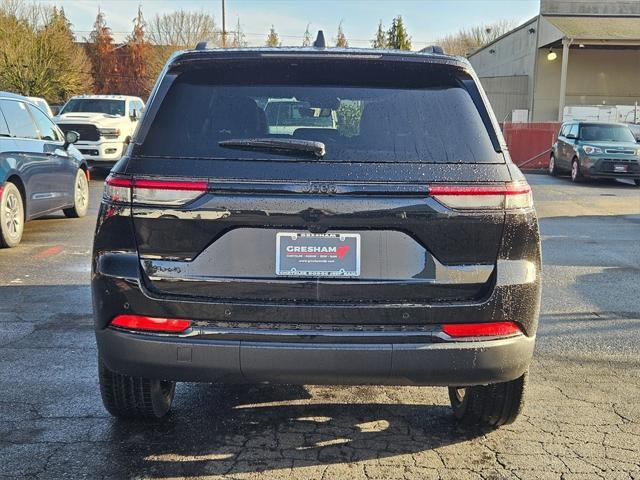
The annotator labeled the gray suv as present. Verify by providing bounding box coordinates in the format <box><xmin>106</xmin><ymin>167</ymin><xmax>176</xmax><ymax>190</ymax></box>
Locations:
<box><xmin>550</xmin><ymin>121</ymin><xmax>640</xmax><ymax>185</ymax></box>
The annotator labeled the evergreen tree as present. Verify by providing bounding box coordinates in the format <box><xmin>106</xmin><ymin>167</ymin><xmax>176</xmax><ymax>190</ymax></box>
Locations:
<box><xmin>302</xmin><ymin>23</ymin><xmax>312</xmax><ymax>47</ymax></box>
<box><xmin>371</xmin><ymin>20</ymin><xmax>386</xmax><ymax>48</ymax></box>
<box><xmin>86</xmin><ymin>9</ymin><xmax>118</xmax><ymax>93</ymax></box>
<box><xmin>335</xmin><ymin>21</ymin><xmax>348</xmax><ymax>47</ymax></box>
<box><xmin>265</xmin><ymin>25</ymin><xmax>280</xmax><ymax>47</ymax></box>
<box><xmin>119</xmin><ymin>6</ymin><xmax>152</xmax><ymax>97</ymax></box>
<box><xmin>387</xmin><ymin>15</ymin><xmax>412</xmax><ymax>50</ymax></box>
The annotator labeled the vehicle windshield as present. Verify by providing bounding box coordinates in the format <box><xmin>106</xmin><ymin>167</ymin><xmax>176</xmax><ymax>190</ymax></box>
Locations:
<box><xmin>579</xmin><ymin>124</ymin><xmax>636</xmax><ymax>143</ymax></box>
<box><xmin>627</xmin><ymin>124</ymin><xmax>640</xmax><ymax>141</ymax></box>
<box><xmin>140</xmin><ymin>61</ymin><xmax>503</xmax><ymax>163</ymax></box>
<box><xmin>60</xmin><ymin>99</ymin><xmax>125</xmax><ymax>116</ymax></box>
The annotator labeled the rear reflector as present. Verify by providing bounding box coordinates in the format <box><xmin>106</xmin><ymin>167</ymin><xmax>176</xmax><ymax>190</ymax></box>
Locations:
<box><xmin>104</xmin><ymin>175</ymin><xmax>208</xmax><ymax>206</ymax></box>
<box><xmin>111</xmin><ymin>315</ymin><xmax>192</xmax><ymax>333</ymax></box>
<box><xmin>429</xmin><ymin>182</ymin><xmax>532</xmax><ymax>210</ymax></box>
<box><xmin>442</xmin><ymin>322</ymin><xmax>522</xmax><ymax>338</ymax></box>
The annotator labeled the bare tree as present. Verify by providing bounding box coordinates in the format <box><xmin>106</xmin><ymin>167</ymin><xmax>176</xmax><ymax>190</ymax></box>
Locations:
<box><xmin>302</xmin><ymin>23</ymin><xmax>312</xmax><ymax>47</ymax></box>
<box><xmin>437</xmin><ymin>20</ymin><xmax>517</xmax><ymax>56</ymax></box>
<box><xmin>147</xmin><ymin>10</ymin><xmax>220</xmax><ymax>83</ymax></box>
<box><xmin>147</xmin><ymin>10</ymin><xmax>219</xmax><ymax>48</ymax></box>
<box><xmin>230</xmin><ymin>18</ymin><xmax>247</xmax><ymax>48</ymax></box>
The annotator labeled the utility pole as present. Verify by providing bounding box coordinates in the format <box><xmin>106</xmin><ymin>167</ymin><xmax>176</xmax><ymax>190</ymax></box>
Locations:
<box><xmin>221</xmin><ymin>0</ymin><xmax>227</xmax><ymax>48</ymax></box>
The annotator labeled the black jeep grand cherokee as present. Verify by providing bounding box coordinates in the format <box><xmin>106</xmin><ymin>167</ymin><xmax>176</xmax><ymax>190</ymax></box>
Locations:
<box><xmin>92</xmin><ymin>42</ymin><xmax>541</xmax><ymax>428</ymax></box>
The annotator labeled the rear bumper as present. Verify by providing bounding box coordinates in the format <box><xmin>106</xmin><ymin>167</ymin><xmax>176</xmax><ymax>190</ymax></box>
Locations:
<box><xmin>96</xmin><ymin>327</ymin><xmax>535</xmax><ymax>386</ymax></box>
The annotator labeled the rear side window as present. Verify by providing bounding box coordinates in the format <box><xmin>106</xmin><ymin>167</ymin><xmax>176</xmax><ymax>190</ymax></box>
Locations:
<box><xmin>0</xmin><ymin>110</ymin><xmax>9</xmax><ymax>137</ymax></box>
<box><xmin>27</xmin><ymin>104</ymin><xmax>61</xmax><ymax>141</ymax></box>
<box><xmin>0</xmin><ymin>100</ymin><xmax>38</xmax><ymax>139</ymax></box>
<box><xmin>141</xmin><ymin>60</ymin><xmax>503</xmax><ymax>163</ymax></box>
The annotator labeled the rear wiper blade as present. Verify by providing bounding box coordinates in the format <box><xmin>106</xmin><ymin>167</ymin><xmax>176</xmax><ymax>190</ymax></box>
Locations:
<box><xmin>218</xmin><ymin>138</ymin><xmax>325</xmax><ymax>159</ymax></box>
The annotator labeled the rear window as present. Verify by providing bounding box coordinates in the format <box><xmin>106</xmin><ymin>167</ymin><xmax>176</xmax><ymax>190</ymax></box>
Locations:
<box><xmin>141</xmin><ymin>59</ymin><xmax>503</xmax><ymax>163</ymax></box>
<box><xmin>579</xmin><ymin>123</ymin><xmax>636</xmax><ymax>143</ymax></box>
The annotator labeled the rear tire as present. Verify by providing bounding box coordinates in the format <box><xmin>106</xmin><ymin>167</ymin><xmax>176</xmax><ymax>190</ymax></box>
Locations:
<box><xmin>448</xmin><ymin>372</ymin><xmax>527</xmax><ymax>428</ymax></box>
<box><xmin>63</xmin><ymin>169</ymin><xmax>89</xmax><ymax>218</ymax></box>
<box><xmin>0</xmin><ymin>182</ymin><xmax>24</xmax><ymax>248</ymax></box>
<box><xmin>571</xmin><ymin>157</ymin><xmax>584</xmax><ymax>183</ymax></box>
<box><xmin>99</xmin><ymin>357</ymin><xmax>176</xmax><ymax>419</ymax></box>
<box><xmin>548</xmin><ymin>154</ymin><xmax>558</xmax><ymax>176</ymax></box>
<box><xmin>634</xmin><ymin>179</ymin><xmax>640</xmax><ymax>186</ymax></box>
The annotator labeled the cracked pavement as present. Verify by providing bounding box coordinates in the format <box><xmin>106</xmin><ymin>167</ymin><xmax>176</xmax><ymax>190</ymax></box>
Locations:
<box><xmin>0</xmin><ymin>173</ymin><xmax>639</xmax><ymax>479</ymax></box>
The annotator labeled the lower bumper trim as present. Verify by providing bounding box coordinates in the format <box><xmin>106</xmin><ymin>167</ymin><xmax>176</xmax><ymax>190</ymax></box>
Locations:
<box><xmin>97</xmin><ymin>328</ymin><xmax>534</xmax><ymax>387</ymax></box>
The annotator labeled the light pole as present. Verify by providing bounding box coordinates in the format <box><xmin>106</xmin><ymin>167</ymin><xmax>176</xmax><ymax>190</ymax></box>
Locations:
<box><xmin>221</xmin><ymin>0</ymin><xmax>227</xmax><ymax>48</ymax></box>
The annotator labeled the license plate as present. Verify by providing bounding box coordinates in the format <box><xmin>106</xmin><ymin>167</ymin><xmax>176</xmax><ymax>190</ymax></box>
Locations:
<box><xmin>614</xmin><ymin>164</ymin><xmax>628</xmax><ymax>172</ymax></box>
<box><xmin>276</xmin><ymin>232</ymin><xmax>360</xmax><ymax>277</ymax></box>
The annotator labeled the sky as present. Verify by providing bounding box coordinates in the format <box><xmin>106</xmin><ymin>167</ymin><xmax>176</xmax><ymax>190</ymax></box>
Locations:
<box><xmin>39</xmin><ymin>0</ymin><xmax>540</xmax><ymax>48</ymax></box>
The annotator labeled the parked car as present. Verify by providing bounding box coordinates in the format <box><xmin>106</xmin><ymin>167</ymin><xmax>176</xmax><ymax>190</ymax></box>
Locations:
<box><xmin>26</xmin><ymin>97</ymin><xmax>54</xmax><ymax>117</ymax></box>
<box><xmin>0</xmin><ymin>92</ymin><xmax>88</xmax><ymax>247</ymax></box>
<box><xmin>550</xmin><ymin>121</ymin><xmax>640</xmax><ymax>185</ymax></box>
<box><xmin>264</xmin><ymin>98</ymin><xmax>338</xmax><ymax>135</ymax></box>
<box><xmin>92</xmin><ymin>38</ymin><xmax>541</xmax><ymax>428</ymax></box>
<box><xmin>53</xmin><ymin>95</ymin><xmax>144</xmax><ymax>168</ymax></box>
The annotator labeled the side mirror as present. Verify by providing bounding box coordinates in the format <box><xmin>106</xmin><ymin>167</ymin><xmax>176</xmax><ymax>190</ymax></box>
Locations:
<box><xmin>130</xmin><ymin>109</ymin><xmax>139</xmax><ymax>121</ymax></box>
<box><xmin>63</xmin><ymin>130</ymin><xmax>79</xmax><ymax>149</ymax></box>
<box><xmin>566</xmin><ymin>133</ymin><xmax>577</xmax><ymax>140</ymax></box>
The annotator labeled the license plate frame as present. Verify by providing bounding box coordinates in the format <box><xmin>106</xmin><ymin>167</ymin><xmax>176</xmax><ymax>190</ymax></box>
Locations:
<box><xmin>614</xmin><ymin>164</ymin><xmax>628</xmax><ymax>173</ymax></box>
<box><xmin>275</xmin><ymin>232</ymin><xmax>361</xmax><ymax>277</ymax></box>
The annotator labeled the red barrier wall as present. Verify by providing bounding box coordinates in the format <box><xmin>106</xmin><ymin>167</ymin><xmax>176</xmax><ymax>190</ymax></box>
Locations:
<box><xmin>501</xmin><ymin>122</ymin><xmax>561</xmax><ymax>170</ymax></box>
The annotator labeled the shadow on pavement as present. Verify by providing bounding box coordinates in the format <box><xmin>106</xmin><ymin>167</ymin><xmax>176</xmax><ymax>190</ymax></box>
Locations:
<box><xmin>103</xmin><ymin>383</ymin><xmax>485</xmax><ymax>477</ymax></box>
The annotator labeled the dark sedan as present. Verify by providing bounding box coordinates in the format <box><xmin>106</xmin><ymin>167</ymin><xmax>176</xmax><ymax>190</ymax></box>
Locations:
<box><xmin>0</xmin><ymin>92</ymin><xmax>88</xmax><ymax>247</ymax></box>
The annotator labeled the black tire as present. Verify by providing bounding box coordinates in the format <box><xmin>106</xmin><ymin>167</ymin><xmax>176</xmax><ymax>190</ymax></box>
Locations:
<box><xmin>571</xmin><ymin>157</ymin><xmax>584</xmax><ymax>183</ymax></box>
<box><xmin>548</xmin><ymin>154</ymin><xmax>558</xmax><ymax>176</ymax></box>
<box><xmin>99</xmin><ymin>357</ymin><xmax>176</xmax><ymax>419</ymax></box>
<box><xmin>448</xmin><ymin>372</ymin><xmax>527</xmax><ymax>428</ymax></box>
<box><xmin>634</xmin><ymin>179</ymin><xmax>640</xmax><ymax>187</ymax></box>
<box><xmin>0</xmin><ymin>181</ymin><xmax>24</xmax><ymax>248</ymax></box>
<box><xmin>63</xmin><ymin>169</ymin><xmax>89</xmax><ymax>218</ymax></box>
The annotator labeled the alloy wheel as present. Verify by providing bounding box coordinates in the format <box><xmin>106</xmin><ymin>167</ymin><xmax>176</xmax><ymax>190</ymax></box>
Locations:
<box><xmin>4</xmin><ymin>192</ymin><xmax>21</xmax><ymax>238</ymax></box>
<box><xmin>75</xmin><ymin>172</ymin><xmax>88</xmax><ymax>210</ymax></box>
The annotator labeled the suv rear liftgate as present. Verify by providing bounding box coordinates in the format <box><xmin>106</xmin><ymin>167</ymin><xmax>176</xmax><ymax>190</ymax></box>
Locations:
<box><xmin>93</xmin><ymin>46</ymin><xmax>541</xmax><ymax>426</ymax></box>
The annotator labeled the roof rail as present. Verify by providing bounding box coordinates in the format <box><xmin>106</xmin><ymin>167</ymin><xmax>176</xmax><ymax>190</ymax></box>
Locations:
<box><xmin>421</xmin><ymin>45</ymin><xmax>445</xmax><ymax>55</ymax></box>
<box><xmin>195</xmin><ymin>41</ymin><xmax>208</xmax><ymax>50</ymax></box>
<box><xmin>313</xmin><ymin>30</ymin><xmax>326</xmax><ymax>49</ymax></box>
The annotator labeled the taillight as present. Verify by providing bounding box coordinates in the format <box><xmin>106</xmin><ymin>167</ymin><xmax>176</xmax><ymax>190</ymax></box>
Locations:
<box><xmin>429</xmin><ymin>182</ymin><xmax>532</xmax><ymax>210</ymax></box>
<box><xmin>104</xmin><ymin>175</ymin><xmax>208</xmax><ymax>205</ymax></box>
<box><xmin>111</xmin><ymin>315</ymin><xmax>191</xmax><ymax>333</ymax></box>
<box><xmin>442</xmin><ymin>322</ymin><xmax>522</xmax><ymax>338</ymax></box>
<box><xmin>134</xmin><ymin>179</ymin><xmax>208</xmax><ymax>205</ymax></box>
<box><xmin>104</xmin><ymin>176</ymin><xmax>132</xmax><ymax>203</ymax></box>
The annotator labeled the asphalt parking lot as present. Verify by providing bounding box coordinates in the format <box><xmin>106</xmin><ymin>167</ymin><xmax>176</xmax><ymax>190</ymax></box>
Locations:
<box><xmin>0</xmin><ymin>173</ymin><xmax>639</xmax><ymax>480</ymax></box>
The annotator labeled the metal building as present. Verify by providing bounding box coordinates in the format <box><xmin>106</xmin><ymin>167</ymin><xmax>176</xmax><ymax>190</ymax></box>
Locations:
<box><xmin>467</xmin><ymin>0</ymin><xmax>640</xmax><ymax>122</ymax></box>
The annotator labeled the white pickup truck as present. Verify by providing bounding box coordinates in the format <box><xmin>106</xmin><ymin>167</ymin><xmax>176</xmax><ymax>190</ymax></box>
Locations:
<box><xmin>53</xmin><ymin>95</ymin><xmax>144</xmax><ymax>166</ymax></box>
